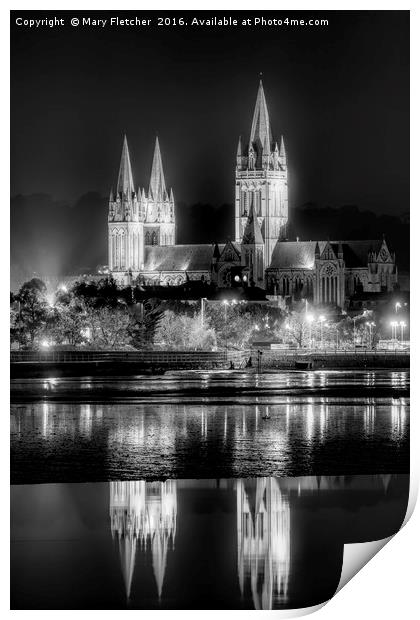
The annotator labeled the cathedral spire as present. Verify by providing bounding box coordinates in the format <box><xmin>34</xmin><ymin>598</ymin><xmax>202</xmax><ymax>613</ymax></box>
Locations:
<box><xmin>149</xmin><ymin>136</ymin><xmax>167</xmax><ymax>201</ymax></box>
<box><xmin>117</xmin><ymin>134</ymin><xmax>135</xmax><ymax>197</ymax></box>
<box><xmin>250</xmin><ymin>80</ymin><xmax>272</xmax><ymax>154</ymax></box>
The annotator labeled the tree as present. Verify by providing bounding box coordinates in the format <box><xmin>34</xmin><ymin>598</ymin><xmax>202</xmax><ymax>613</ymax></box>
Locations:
<box><xmin>128</xmin><ymin>299</ymin><xmax>165</xmax><ymax>349</ymax></box>
<box><xmin>72</xmin><ymin>277</ymin><xmax>121</xmax><ymax>308</ymax></box>
<box><xmin>45</xmin><ymin>296</ymin><xmax>88</xmax><ymax>347</ymax></box>
<box><xmin>85</xmin><ymin>306</ymin><xmax>132</xmax><ymax>349</ymax></box>
<box><xmin>154</xmin><ymin>311</ymin><xmax>216</xmax><ymax>350</ymax></box>
<box><xmin>279</xmin><ymin>311</ymin><xmax>307</xmax><ymax>348</ymax></box>
<box><xmin>206</xmin><ymin>303</ymin><xmax>284</xmax><ymax>350</ymax></box>
<box><xmin>11</xmin><ymin>278</ymin><xmax>49</xmax><ymax>348</ymax></box>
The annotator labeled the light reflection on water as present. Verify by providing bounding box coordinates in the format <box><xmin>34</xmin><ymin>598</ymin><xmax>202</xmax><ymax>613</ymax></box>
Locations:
<box><xmin>11</xmin><ymin>475</ymin><xmax>409</xmax><ymax>610</ymax></box>
<box><xmin>11</xmin><ymin>399</ymin><xmax>409</xmax><ymax>482</ymax></box>
<box><xmin>11</xmin><ymin>371</ymin><xmax>410</xmax><ymax>482</ymax></box>
<box><xmin>11</xmin><ymin>369</ymin><xmax>410</xmax><ymax>400</ymax></box>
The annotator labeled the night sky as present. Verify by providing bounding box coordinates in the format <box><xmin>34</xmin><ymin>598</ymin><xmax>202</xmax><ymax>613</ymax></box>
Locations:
<box><xmin>10</xmin><ymin>10</ymin><xmax>409</xmax><ymax>281</ymax></box>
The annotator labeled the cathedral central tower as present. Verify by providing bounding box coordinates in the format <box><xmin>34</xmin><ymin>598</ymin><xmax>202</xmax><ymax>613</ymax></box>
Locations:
<box><xmin>235</xmin><ymin>81</ymin><xmax>288</xmax><ymax>271</ymax></box>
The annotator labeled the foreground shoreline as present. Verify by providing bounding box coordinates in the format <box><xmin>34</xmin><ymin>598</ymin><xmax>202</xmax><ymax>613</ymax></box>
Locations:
<box><xmin>10</xmin><ymin>353</ymin><xmax>410</xmax><ymax>379</ymax></box>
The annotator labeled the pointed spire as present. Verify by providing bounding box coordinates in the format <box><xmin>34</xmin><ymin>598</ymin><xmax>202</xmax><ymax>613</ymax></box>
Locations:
<box><xmin>279</xmin><ymin>135</ymin><xmax>286</xmax><ymax>167</ymax></box>
<box><xmin>169</xmin><ymin>188</ymin><xmax>174</xmax><ymax>203</ymax></box>
<box><xmin>242</xmin><ymin>202</ymin><xmax>264</xmax><ymax>245</ymax></box>
<box><xmin>250</xmin><ymin>80</ymin><xmax>272</xmax><ymax>154</ymax></box>
<box><xmin>117</xmin><ymin>135</ymin><xmax>135</xmax><ymax>197</ymax></box>
<box><xmin>109</xmin><ymin>188</ymin><xmax>114</xmax><ymax>202</ymax></box>
<box><xmin>149</xmin><ymin>136</ymin><xmax>167</xmax><ymax>201</ymax></box>
<box><xmin>236</xmin><ymin>135</ymin><xmax>243</xmax><ymax>158</ymax></box>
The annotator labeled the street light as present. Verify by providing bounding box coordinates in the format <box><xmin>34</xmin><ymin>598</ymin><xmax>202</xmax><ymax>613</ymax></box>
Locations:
<box><xmin>352</xmin><ymin>317</ymin><xmax>357</xmax><ymax>349</ymax></box>
<box><xmin>334</xmin><ymin>325</ymin><xmax>339</xmax><ymax>350</ymax></box>
<box><xmin>399</xmin><ymin>321</ymin><xmax>406</xmax><ymax>343</ymax></box>
<box><xmin>222</xmin><ymin>300</ymin><xmax>230</xmax><ymax>354</ymax></box>
<box><xmin>306</xmin><ymin>314</ymin><xmax>314</xmax><ymax>349</ymax></box>
<box><xmin>319</xmin><ymin>315</ymin><xmax>326</xmax><ymax>349</ymax></box>
<box><xmin>395</xmin><ymin>302</ymin><xmax>401</xmax><ymax>314</ymax></box>
<box><xmin>200</xmin><ymin>297</ymin><xmax>207</xmax><ymax>327</ymax></box>
<box><xmin>390</xmin><ymin>320</ymin><xmax>398</xmax><ymax>344</ymax></box>
<box><xmin>366</xmin><ymin>321</ymin><xmax>375</xmax><ymax>349</ymax></box>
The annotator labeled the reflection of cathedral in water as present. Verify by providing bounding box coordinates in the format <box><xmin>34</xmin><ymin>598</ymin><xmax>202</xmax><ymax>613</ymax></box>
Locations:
<box><xmin>103</xmin><ymin>475</ymin><xmax>404</xmax><ymax>608</ymax></box>
<box><xmin>109</xmin><ymin>481</ymin><xmax>177</xmax><ymax>599</ymax></box>
<box><xmin>236</xmin><ymin>478</ymin><xmax>291</xmax><ymax>610</ymax></box>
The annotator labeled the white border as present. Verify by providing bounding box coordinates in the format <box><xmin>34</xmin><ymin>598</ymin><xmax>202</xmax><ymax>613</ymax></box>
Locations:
<box><xmin>3</xmin><ymin>2</ymin><xmax>418</xmax><ymax>618</ymax></box>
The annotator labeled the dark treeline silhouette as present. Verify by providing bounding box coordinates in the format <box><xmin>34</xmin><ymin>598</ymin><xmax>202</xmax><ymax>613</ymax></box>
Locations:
<box><xmin>11</xmin><ymin>194</ymin><xmax>409</xmax><ymax>289</ymax></box>
<box><xmin>289</xmin><ymin>203</ymin><xmax>409</xmax><ymax>270</ymax></box>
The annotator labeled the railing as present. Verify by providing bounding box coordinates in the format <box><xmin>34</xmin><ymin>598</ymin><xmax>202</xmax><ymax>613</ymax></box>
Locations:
<box><xmin>252</xmin><ymin>348</ymin><xmax>409</xmax><ymax>357</ymax></box>
<box><xmin>10</xmin><ymin>349</ymin><xmax>252</xmax><ymax>366</ymax></box>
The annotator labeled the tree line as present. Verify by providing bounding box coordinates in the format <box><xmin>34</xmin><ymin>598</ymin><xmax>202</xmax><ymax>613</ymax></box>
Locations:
<box><xmin>10</xmin><ymin>277</ymin><xmax>380</xmax><ymax>351</ymax></box>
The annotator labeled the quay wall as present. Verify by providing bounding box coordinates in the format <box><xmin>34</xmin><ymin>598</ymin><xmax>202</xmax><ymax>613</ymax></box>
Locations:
<box><xmin>254</xmin><ymin>350</ymin><xmax>410</xmax><ymax>370</ymax></box>
<box><xmin>10</xmin><ymin>349</ymin><xmax>409</xmax><ymax>378</ymax></box>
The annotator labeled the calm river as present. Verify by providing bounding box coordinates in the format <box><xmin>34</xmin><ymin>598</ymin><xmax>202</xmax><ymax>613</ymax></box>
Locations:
<box><xmin>10</xmin><ymin>370</ymin><xmax>409</xmax><ymax>609</ymax></box>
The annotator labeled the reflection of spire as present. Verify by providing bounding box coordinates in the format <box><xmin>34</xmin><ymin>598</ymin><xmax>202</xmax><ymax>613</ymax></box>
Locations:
<box><xmin>110</xmin><ymin>481</ymin><xmax>177</xmax><ymax>601</ymax></box>
<box><xmin>380</xmin><ymin>474</ymin><xmax>392</xmax><ymax>493</ymax></box>
<box><xmin>118</xmin><ymin>535</ymin><xmax>137</xmax><ymax>599</ymax></box>
<box><xmin>152</xmin><ymin>530</ymin><xmax>168</xmax><ymax>599</ymax></box>
<box><xmin>236</xmin><ymin>477</ymin><xmax>290</xmax><ymax>610</ymax></box>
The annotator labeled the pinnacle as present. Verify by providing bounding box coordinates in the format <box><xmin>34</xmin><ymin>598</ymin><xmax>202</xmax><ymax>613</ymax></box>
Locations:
<box><xmin>149</xmin><ymin>136</ymin><xmax>167</xmax><ymax>202</ymax></box>
<box><xmin>116</xmin><ymin>135</ymin><xmax>135</xmax><ymax>196</ymax></box>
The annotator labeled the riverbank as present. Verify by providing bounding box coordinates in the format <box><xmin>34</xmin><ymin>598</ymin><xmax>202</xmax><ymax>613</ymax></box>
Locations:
<box><xmin>10</xmin><ymin>349</ymin><xmax>409</xmax><ymax>378</ymax></box>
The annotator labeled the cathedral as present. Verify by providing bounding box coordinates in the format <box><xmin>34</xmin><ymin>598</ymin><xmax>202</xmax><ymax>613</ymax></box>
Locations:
<box><xmin>108</xmin><ymin>81</ymin><xmax>398</xmax><ymax>309</ymax></box>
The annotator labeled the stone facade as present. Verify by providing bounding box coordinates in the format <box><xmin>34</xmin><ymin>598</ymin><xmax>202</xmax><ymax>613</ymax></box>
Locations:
<box><xmin>108</xmin><ymin>136</ymin><xmax>175</xmax><ymax>279</ymax></box>
<box><xmin>235</xmin><ymin>81</ymin><xmax>288</xmax><ymax>271</ymax></box>
<box><xmin>107</xmin><ymin>81</ymin><xmax>398</xmax><ymax>308</ymax></box>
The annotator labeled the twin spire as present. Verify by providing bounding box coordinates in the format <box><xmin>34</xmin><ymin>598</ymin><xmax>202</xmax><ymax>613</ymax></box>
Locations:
<box><xmin>114</xmin><ymin>134</ymin><xmax>170</xmax><ymax>203</ymax></box>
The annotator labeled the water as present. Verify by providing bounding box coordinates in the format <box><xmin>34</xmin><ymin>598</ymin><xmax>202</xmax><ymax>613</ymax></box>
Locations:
<box><xmin>11</xmin><ymin>475</ymin><xmax>409</xmax><ymax>610</ymax></box>
<box><xmin>11</xmin><ymin>370</ymin><xmax>409</xmax><ymax>482</ymax></box>
<box><xmin>10</xmin><ymin>370</ymin><xmax>410</xmax><ymax>609</ymax></box>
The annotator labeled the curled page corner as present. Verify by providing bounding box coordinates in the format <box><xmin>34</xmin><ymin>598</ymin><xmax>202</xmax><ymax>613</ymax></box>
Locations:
<box><xmin>252</xmin><ymin>602</ymin><xmax>328</xmax><ymax>618</ymax></box>
<box><xmin>335</xmin><ymin>535</ymin><xmax>393</xmax><ymax>596</ymax></box>
<box><xmin>401</xmin><ymin>475</ymin><xmax>418</xmax><ymax>528</ymax></box>
<box><xmin>278</xmin><ymin>602</ymin><xmax>328</xmax><ymax>618</ymax></box>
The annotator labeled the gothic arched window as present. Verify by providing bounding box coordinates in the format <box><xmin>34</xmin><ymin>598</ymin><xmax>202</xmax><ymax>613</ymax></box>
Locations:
<box><xmin>145</xmin><ymin>231</ymin><xmax>151</xmax><ymax>245</ymax></box>
<box><xmin>151</xmin><ymin>231</ymin><xmax>158</xmax><ymax>246</ymax></box>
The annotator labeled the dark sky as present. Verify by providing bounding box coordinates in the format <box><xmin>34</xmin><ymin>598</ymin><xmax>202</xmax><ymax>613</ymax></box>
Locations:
<box><xmin>11</xmin><ymin>10</ymin><xmax>409</xmax><ymax>215</ymax></box>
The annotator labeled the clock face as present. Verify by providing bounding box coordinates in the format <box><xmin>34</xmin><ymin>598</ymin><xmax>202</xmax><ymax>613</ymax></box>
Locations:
<box><xmin>379</xmin><ymin>248</ymin><xmax>388</xmax><ymax>261</ymax></box>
